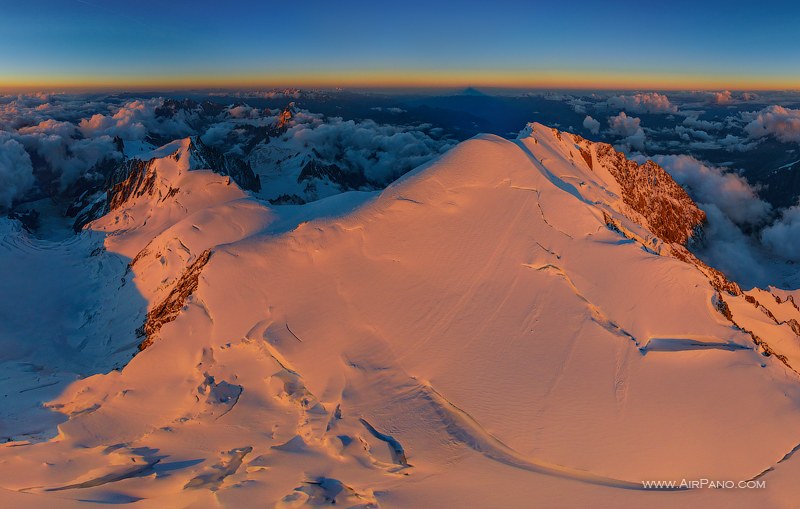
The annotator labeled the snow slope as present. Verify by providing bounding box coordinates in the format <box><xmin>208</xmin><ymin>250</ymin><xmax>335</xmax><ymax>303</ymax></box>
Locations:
<box><xmin>0</xmin><ymin>219</ymin><xmax>144</xmax><ymax>442</ymax></box>
<box><xmin>2</xmin><ymin>124</ymin><xmax>800</xmax><ymax>508</ymax></box>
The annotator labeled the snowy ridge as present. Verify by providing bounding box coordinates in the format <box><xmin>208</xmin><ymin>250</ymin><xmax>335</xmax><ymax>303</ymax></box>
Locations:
<box><xmin>2</xmin><ymin>124</ymin><xmax>800</xmax><ymax>508</ymax></box>
<box><xmin>71</xmin><ymin>136</ymin><xmax>261</xmax><ymax>232</ymax></box>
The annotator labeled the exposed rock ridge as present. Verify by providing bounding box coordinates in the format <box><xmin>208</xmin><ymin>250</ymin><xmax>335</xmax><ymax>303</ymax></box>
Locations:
<box><xmin>716</xmin><ymin>293</ymin><xmax>796</xmax><ymax>373</ymax></box>
<box><xmin>571</xmin><ymin>133</ymin><xmax>706</xmax><ymax>245</ymax></box>
<box><xmin>187</xmin><ymin>137</ymin><xmax>261</xmax><ymax>192</ymax></box>
<box><xmin>554</xmin><ymin>130</ymin><xmax>800</xmax><ymax>372</ymax></box>
<box><xmin>297</xmin><ymin>159</ymin><xmax>369</xmax><ymax>190</ymax></box>
<box><xmin>108</xmin><ymin>159</ymin><xmax>158</xmax><ymax>211</ymax></box>
<box><xmin>71</xmin><ymin>136</ymin><xmax>263</xmax><ymax>231</ymax></box>
<box><xmin>549</xmin><ymin>130</ymin><xmax>739</xmax><ymax>297</ymax></box>
<box><xmin>137</xmin><ymin>249</ymin><xmax>212</xmax><ymax>351</ymax></box>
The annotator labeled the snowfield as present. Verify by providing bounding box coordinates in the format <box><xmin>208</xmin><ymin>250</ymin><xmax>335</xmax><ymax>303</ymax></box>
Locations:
<box><xmin>2</xmin><ymin>124</ymin><xmax>800</xmax><ymax>508</ymax></box>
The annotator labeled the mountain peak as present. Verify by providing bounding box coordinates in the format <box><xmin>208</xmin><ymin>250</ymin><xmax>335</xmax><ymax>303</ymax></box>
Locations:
<box><xmin>518</xmin><ymin>121</ymin><xmax>705</xmax><ymax>245</ymax></box>
<box><xmin>7</xmin><ymin>120</ymin><xmax>800</xmax><ymax>508</ymax></box>
<box><xmin>460</xmin><ymin>86</ymin><xmax>488</xmax><ymax>96</ymax></box>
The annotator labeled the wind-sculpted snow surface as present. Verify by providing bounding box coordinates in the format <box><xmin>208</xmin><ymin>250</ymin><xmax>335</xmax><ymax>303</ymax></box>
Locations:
<box><xmin>3</xmin><ymin>124</ymin><xmax>800</xmax><ymax>508</ymax></box>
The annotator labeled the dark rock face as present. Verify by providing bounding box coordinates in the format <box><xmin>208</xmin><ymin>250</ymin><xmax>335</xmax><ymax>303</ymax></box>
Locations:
<box><xmin>69</xmin><ymin>135</ymin><xmax>263</xmax><ymax>231</ymax></box>
<box><xmin>8</xmin><ymin>209</ymin><xmax>40</xmax><ymax>232</ymax></box>
<box><xmin>137</xmin><ymin>249</ymin><xmax>212</xmax><ymax>351</ymax></box>
<box><xmin>69</xmin><ymin>158</ymin><xmax>154</xmax><ymax>232</ymax></box>
<box><xmin>594</xmin><ymin>142</ymin><xmax>706</xmax><ymax>245</ymax></box>
<box><xmin>113</xmin><ymin>136</ymin><xmax>125</xmax><ymax>153</ymax></box>
<box><xmin>566</xmin><ymin>132</ymin><xmax>741</xmax><ymax>297</ymax></box>
<box><xmin>274</xmin><ymin>103</ymin><xmax>296</xmax><ymax>135</ymax></box>
<box><xmin>188</xmin><ymin>137</ymin><xmax>261</xmax><ymax>192</ymax></box>
<box><xmin>297</xmin><ymin>159</ymin><xmax>368</xmax><ymax>190</ymax></box>
<box><xmin>268</xmin><ymin>194</ymin><xmax>306</xmax><ymax>205</ymax></box>
<box><xmin>71</xmin><ymin>198</ymin><xmax>107</xmax><ymax>232</ymax></box>
<box><xmin>33</xmin><ymin>99</ymin><xmax>301</xmax><ymax>232</ymax></box>
<box><xmin>72</xmin><ymin>158</ymin><xmax>157</xmax><ymax>231</ymax></box>
<box><xmin>670</xmin><ymin>245</ymin><xmax>741</xmax><ymax>295</ymax></box>
<box><xmin>569</xmin><ymin>132</ymin><xmax>706</xmax><ymax>245</ymax></box>
<box><xmin>595</xmin><ymin>142</ymin><xmax>741</xmax><ymax>295</ymax></box>
<box><xmin>108</xmin><ymin>159</ymin><xmax>158</xmax><ymax>211</ymax></box>
<box><xmin>563</xmin><ymin>133</ymin><xmax>800</xmax><ymax>371</ymax></box>
<box><xmin>155</xmin><ymin>98</ymin><xmax>226</xmax><ymax>119</ymax></box>
<box><xmin>788</xmin><ymin>319</ymin><xmax>800</xmax><ymax>336</ymax></box>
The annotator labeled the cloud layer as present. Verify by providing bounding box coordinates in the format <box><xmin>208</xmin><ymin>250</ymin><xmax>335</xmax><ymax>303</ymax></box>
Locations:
<box><xmin>762</xmin><ymin>205</ymin><xmax>800</xmax><ymax>261</ymax></box>
<box><xmin>282</xmin><ymin>116</ymin><xmax>453</xmax><ymax>182</ymax></box>
<box><xmin>606</xmin><ymin>92</ymin><xmax>677</xmax><ymax>114</ymax></box>
<box><xmin>648</xmin><ymin>154</ymin><xmax>771</xmax><ymax>226</ymax></box>
<box><xmin>583</xmin><ymin>115</ymin><xmax>600</xmax><ymax>135</ymax></box>
<box><xmin>641</xmin><ymin>153</ymin><xmax>800</xmax><ymax>286</ymax></box>
<box><xmin>0</xmin><ymin>132</ymin><xmax>34</xmax><ymax>209</ymax></box>
<box><xmin>743</xmin><ymin>105</ymin><xmax>800</xmax><ymax>143</ymax></box>
<box><xmin>0</xmin><ymin>92</ymin><xmax>454</xmax><ymax>207</ymax></box>
<box><xmin>608</xmin><ymin>112</ymin><xmax>645</xmax><ymax>150</ymax></box>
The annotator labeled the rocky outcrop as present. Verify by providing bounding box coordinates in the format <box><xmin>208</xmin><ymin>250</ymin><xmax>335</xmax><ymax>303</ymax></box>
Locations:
<box><xmin>568</xmin><ymin>131</ymin><xmax>739</xmax><ymax>296</ymax></box>
<box><xmin>108</xmin><ymin>159</ymin><xmax>158</xmax><ymax>210</ymax></box>
<box><xmin>788</xmin><ymin>319</ymin><xmax>800</xmax><ymax>336</ymax></box>
<box><xmin>297</xmin><ymin>159</ymin><xmax>368</xmax><ymax>190</ymax></box>
<box><xmin>69</xmin><ymin>158</ymin><xmax>157</xmax><ymax>232</ymax></box>
<box><xmin>670</xmin><ymin>245</ymin><xmax>741</xmax><ymax>295</ymax></box>
<box><xmin>155</xmin><ymin>98</ymin><xmax>226</xmax><ymax>120</ymax></box>
<box><xmin>716</xmin><ymin>294</ymin><xmax>795</xmax><ymax>372</ymax></box>
<box><xmin>113</xmin><ymin>135</ymin><xmax>125</xmax><ymax>153</ymax></box>
<box><xmin>8</xmin><ymin>209</ymin><xmax>40</xmax><ymax>232</ymax></box>
<box><xmin>70</xmin><ymin>136</ymin><xmax>262</xmax><ymax>232</ymax></box>
<box><xmin>268</xmin><ymin>194</ymin><xmax>306</xmax><ymax>205</ymax></box>
<box><xmin>601</xmin><ymin>209</ymin><xmax>740</xmax><ymax>296</ymax></box>
<box><xmin>574</xmin><ymin>133</ymin><xmax>797</xmax><ymax>371</ymax></box>
<box><xmin>187</xmin><ymin>137</ymin><xmax>261</xmax><ymax>192</ymax></box>
<box><xmin>71</xmin><ymin>197</ymin><xmax>107</xmax><ymax>232</ymax></box>
<box><xmin>274</xmin><ymin>102</ymin><xmax>296</xmax><ymax>134</ymax></box>
<box><xmin>64</xmin><ymin>155</ymin><xmax>125</xmax><ymax>231</ymax></box>
<box><xmin>592</xmin><ymin>141</ymin><xmax>706</xmax><ymax>245</ymax></box>
<box><xmin>137</xmin><ymin>250</ymin><xmax>212</xmax><ymax>351</ymax></box>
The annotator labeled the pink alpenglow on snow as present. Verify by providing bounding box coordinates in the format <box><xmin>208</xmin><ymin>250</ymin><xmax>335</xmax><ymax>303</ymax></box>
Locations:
<box><xmin>2</xmin><ymin>123</ymin><xmax>800</xmax><ymax>508</ymax></box>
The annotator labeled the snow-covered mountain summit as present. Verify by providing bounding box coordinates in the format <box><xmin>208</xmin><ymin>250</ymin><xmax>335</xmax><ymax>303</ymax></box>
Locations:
<box><xmin>2</xmin><ymin>123</ymin><xmax>800</xmax><ymax>508</ymax></box>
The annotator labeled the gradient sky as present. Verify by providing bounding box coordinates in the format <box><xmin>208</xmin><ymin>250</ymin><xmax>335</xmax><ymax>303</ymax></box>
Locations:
<box><xmin>1</xmin><ymin>0</ymin><xmax>799</xmax><ymax>90</ymax></box>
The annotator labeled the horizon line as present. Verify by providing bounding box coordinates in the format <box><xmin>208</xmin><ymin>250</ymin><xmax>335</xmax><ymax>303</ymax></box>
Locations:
<box><xmin>3</xmin><ymin>83</ymin><xmax>800</xmax><ymax>95</ymax></box>
<box><xmin>2</xmin><ymin>70</ymin><xmax>800</xmax><ymax>94</ymax></box>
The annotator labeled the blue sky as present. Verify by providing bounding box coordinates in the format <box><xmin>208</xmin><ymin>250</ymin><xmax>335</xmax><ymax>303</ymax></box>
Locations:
<box><xmin>1</xmin><ymin>0</ymin><xmax>798</xmax><ymax>89</ymax></box>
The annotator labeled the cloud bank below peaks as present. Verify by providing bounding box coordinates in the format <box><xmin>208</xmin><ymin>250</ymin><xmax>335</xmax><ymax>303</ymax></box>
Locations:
<box><xmin>0</xmin><ymin>132</ymin><xmax>35</xmax><ymax>209</ymax></box>
<box><xmin>606</xmin><ymin>92</ymin><xmax>677</xmax><ymax>114</ymax></box>
<box><xmin>639</xmin><ymin>153</ymin><xmax>800</xmax><ymax>287</ymax></box>
<box><xmin>743</xmin><ymin>105</ymin><xmax>800</xmax><ymax>144</ymax></box>
<box><xmin>608</xmin><ymin>112</ymin><xmax>646</xmax><ymax>150</ymax></box>
<box><xmin>647</xmin><ymin>154</ymin><xmax>771</xmax><ymax>226</ymax></box>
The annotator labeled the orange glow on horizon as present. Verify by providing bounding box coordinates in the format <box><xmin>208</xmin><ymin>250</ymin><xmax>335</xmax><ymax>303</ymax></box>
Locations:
<box><xmin>2</xmin><ymin>69</ymin><xmax>800</xmax><ymax>93</ymax></box>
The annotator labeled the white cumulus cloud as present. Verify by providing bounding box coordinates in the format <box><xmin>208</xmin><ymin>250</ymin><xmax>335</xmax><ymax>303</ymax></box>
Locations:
<box><xmin>712</xmin><ymin>90</ymin><xmax>733</xmax><ymax>104</ymax></box>
<box><xmin>0</xmin><ymin>132</ymin><xmax>35</xmax><ymax>209</ymax></box>
<box><xmin>282</xmin><ymin>115</ymin><xmax>454</xmax><ymax>183</ymax></box>
<box><xmin>608</xmin><ymin>112</ymin><xmax>645</xmax><ymax>150</ymax></box>
<box><xmin>606</xmin><ymin>92</ymin><xmax>677</xmax><ymax>114</ymax></box>
<box><xmin>743</xmin><ymin>105</ymin><xmax>800</xmax><ymax>144</ymax></box>
<box><xmin>762</xmin><ymin>204</ymin><xmax>800</xmax><ymax>261</ymax></box>
<box><xmin>583</xmin><ymin>115</ymin><xmax>600</xmax><ymax>135</ymax></box>
<box><xmin>647</xmin><ymin>154</ymin><xmax>771</xmax><ymax>226</ymax></box>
